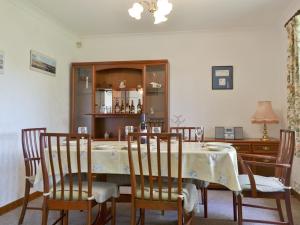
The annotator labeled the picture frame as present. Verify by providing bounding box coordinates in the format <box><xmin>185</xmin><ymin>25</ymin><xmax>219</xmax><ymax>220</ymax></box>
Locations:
<box><xmin>30</xmin><ymin>50</ymin><xmax>56</xmax><ymax>76</ymax></box>
<box><xmin>212</xmin><ymin>66</ymin><xmax>233</xmax><ymax>90</ymax></box>
<box><xmin>0</xmin><ymin>51</ymin><xmax>4</xmax><ymax>75</ymax></box>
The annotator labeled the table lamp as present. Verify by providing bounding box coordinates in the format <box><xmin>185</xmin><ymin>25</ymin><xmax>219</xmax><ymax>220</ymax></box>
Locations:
<box><xmin>251</xmin><ymin>101</ymin><xmax>279</xmax><ymax>141</ymax></box>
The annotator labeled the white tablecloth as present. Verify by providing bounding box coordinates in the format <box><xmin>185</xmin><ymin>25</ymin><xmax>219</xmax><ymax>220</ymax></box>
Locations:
<box><xmin>34</xmin><ymin>141</ymin><xmax>241</xmax><ymax>192</ymax></box>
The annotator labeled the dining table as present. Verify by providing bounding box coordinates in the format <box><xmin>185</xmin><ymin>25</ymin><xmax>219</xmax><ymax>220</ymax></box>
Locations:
<box><xmin>33</xmin><ymin>140</ymin><xmax>241</xmax><ymax>192</ymax></box>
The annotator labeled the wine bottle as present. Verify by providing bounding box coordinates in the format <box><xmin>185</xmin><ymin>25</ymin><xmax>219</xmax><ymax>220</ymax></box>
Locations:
<box><xmin>115</xmin><ymin>100</ymin><xmax>120</xmax><ymax>113</ymax></box>
<box><xmin>120</xmin><ymin>100</ymin><xmax>125</xmax><ymax>113</ymax></box>
<box><xmin>140</xmin><ymin>113</ymin><xmax>147</xmax><ymax>144</ymax></box>
<box><xmin>125</xmin><ymin>100</ymin><xmax>130</xmax><ymax>113</ymax></box>
<box><xmin>137</xmin><ymin>99</ymin><xmax>142</xmax><ymax>114</ymax></box>
<box><xmin>130</xmin><ymin>100</ymin><xmax>135</xmax><ymax>114</ymax></box>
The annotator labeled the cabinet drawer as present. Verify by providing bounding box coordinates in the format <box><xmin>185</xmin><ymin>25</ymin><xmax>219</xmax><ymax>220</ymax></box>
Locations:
<box><xmin>252</xmin><ymin>144</ymin><xmax>278</xmax><ymax>153</ymax></box>
<box><xmin>232</xmin><ymin>144</ymin><xmax>251</xmax><ymax>153</ymax></box>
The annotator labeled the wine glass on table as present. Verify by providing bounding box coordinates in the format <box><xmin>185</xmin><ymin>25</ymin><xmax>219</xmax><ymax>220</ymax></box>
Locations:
<box><xmin>78</xmin><ymin>126</ymin><xmax>88</xmax><ymax>145</ymax></box>
<box><xmin>195</xmin><ymin>126</ymin><xmax>204</xmax><ymax>148</ymax></box>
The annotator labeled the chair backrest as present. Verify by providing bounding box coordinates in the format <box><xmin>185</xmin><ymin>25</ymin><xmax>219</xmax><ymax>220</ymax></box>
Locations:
<box><xmin>40</xmin><ymin>133</ymin><xmax>92</xmax><ymax>201</ymax></box>
<box><xmin>127</xmin><ymin>132</ymin><xmax>182</xmax><ymax>202</ymax></box>
<box><xmin>275</xmin><ymin>129</ymin><xmax>295</xmax><ymax>186</ymax></box>
<box><xmin>170</xmin><ymin>127</ymin><xmax>204</xmax><ymax>142</ymax></box>
<box><xmin>22</xmin><ymin>128</ymin><xmax>47</xmax><ymax>177</ymax></box>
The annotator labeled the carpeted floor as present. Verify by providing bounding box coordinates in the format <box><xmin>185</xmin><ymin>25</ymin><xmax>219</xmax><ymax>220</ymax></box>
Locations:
<box><xmin>1</xmin><ymin>190</ymin><xmax>299</xmax><ymax>225</ymax></box>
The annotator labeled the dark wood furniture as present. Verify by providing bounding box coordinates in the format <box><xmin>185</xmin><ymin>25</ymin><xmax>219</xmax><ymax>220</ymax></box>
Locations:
<box><xmin>127</xmin><ymin>133</ymin><xmax>194</xmax><ymax>225</ymax></box>
<box><xmin>40</xmin><ymin>133</ymin><xmax>117</xmax><ymax>225</ymax></box>
<box><xmin>19</xmin><ymin>128</ymin><xmax>46</xmax><ymax>225</ymax></box>
<box><xmin>71</xmin><ymin>60</ymin><xmax>169</xmax><ymax>140</ymax></box>
<box><xmin>233</xmin><ymin>130</ymin><xmax>295</xmax><ymax>225</ymax></box>
<box><xmin>205</xmin><ymin>138</ymin><xmax>280</xmax><ymax>177</ymax></box>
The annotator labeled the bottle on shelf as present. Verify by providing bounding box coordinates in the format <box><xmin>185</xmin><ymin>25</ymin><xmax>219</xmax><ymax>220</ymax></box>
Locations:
<box><xmin>125</xmin><ymin>100</ymin><xmax>130</xmax><ymax>114</ymax></box>
<box><xmin>140</xmin><ymin>113</ymin><xmax>147</xmax><ymax>144</ymax></box>
<box><xmin>115</xmin><ymin>100</ymin><xmax>120</xmax><ymax>113</ymax></box>
<box><xmin>130</xmin><ymin>100</ymin><xmax>135</xmax><ymax>114</ymax></box>
<box><xmin>137</xmin><ymin>99</ymin><xmax>142</xmax><ymax>114</ymax></box>
<box><xmin>120</xmin><ymin>100</ymin><xmax>125</xmax><ymax>113</ymax></box>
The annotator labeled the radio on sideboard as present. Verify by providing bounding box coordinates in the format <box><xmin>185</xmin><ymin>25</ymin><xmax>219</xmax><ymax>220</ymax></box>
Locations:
<box><xmin>215</xmin><ymin>127</ymin><xmax>243</xmax><ymax>140</ymax></box>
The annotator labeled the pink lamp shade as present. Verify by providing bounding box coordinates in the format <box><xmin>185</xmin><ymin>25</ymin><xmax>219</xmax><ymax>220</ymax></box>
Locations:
<box><xmin>251</xmin><ymin>101</ymin><xmax>279</xmax><ymax>124</ymax></box>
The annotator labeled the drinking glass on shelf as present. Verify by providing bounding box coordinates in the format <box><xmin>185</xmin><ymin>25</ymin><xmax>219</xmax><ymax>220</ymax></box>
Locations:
<box><xmin>195</xmin><ymin>126</ymin><xmax>204</xmax><ymax>147</ymax></box>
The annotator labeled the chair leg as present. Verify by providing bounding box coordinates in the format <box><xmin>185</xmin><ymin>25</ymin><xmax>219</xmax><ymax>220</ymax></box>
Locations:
<box><xmin>203</xmin><ymin>188</ymin><xmax>208</xmax><ymax>218</ymax></box>
<box><xmin>200</xmin><ymin>187</ymin><xmax>204</xmax><ymax>204</ymax></box>
<box><xmin>18</xmin><ymin>180</ymin><xmax>31</xmax><ymax>224</ymax></box>
<box><xmin>111</xmin><ymin>198</ymin><xmax>116</xmax><ymax>225</ymax></box>
<box><xmin>178</xmin><ymin>200</ymin><xmax>183</xmax><ymax>225</ymax></box>
<box><xmin>41</xmin><ymin>198</ymin><xmax>49</xmax><ymax>225</ymax></box>
<box><xmin>233</xmin><ymin>192</ymin><xmax>237</xmax><ymax>221</ymax></box>
<box><xmin>140</xmin><ymin>208</ymin><xmax>145</xmax><ymax>225</ymax></box>
<box><xmin>87</xmin><ymin>202</ymin><xmax>92</xmax><ymax>225</ymax></box>
<box><xmin>284</xmin><ymin>189</ymin><xmax>294</xmax><ymax>225</ymax></box>
<box><xmin>237</xmin><ymin>194</ymin><xmax>243</xmax><ymax>225</ymax></box>
<box><xmin>276</xmin><ymin>198</ymin><xmax>284</xmax><ymax>222</ymax></box>
<box><xmin>130</xmin><ymin>202</ymin><xmax>136</xmax><ymax>225</ymax></box>
<box><xmin>60</xmin><ymin>210</ymin><xmax>65</xmax><ymax>225</ymax></box>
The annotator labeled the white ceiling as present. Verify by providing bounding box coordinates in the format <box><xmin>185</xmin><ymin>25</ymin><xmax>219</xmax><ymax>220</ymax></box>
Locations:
<box><xmin>24</xmin><ymin>0</ymin><xmax>291</xmax><ymax>36</ymax></box>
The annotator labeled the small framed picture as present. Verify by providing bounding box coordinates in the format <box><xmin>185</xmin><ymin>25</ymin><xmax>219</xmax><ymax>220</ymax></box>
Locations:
<box><xmin>212</xmin><ymin>66</ymin><xmax>233</xmax><ymax>90</ymax></box>
<box><xmin>30</xmin><ymin>50</ymin><xmax>56</xmax><ymax>76</ymax></box>
<box><xmin>0</xmin><ymin>51</ymin><xmax>4</xmax><ymax>75</ymax></box>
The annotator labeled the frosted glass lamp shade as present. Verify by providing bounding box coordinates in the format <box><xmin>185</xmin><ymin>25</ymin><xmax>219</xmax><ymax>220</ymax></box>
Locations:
<box><xmin>128</xmin><ymin>3</ymin><xmax>144</xmax><ymax>20</ymax></box>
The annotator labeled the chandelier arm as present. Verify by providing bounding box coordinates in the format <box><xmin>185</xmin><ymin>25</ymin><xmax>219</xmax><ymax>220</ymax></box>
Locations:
<box><xmin>139</xmin><ymin>0</ymin><xmax>157</xmax><ymax>13</ymax></box>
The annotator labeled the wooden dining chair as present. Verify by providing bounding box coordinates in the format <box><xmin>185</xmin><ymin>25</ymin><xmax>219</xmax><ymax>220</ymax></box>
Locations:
<box><xmin>170</xmin><ymin>126</ymin><xmax>208</xmax><ymax>218</ymax></box>
<box><xmin>19</xmin><ymin>128</ymin><xmax>46</xmax><ymax>225</ymax></box>
<box><xmin>127</xmin><ymin>132</ymin><xmax>198</xmax><ymax>225</ymax></box>
<box><xmin>233</xmin><ymin>129</ymin><xmax>295</xmax><ymax>225</ymax></box>
<box><xmin>40</xmin><ymin>133</ymin><xmax>118</xmax><ymax>225</ymax></box>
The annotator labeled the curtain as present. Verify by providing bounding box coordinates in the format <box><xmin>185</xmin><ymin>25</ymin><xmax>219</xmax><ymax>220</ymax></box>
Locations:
<box><xmin>286</xmin><ymin>16</ymin><xmax>300</xmax><ymax>193</ymax></box>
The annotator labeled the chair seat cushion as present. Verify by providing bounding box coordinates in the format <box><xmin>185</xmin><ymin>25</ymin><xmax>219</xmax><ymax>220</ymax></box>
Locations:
<box><xmin>50</xmin><ymin>181</ymin><xmax>119</xmax><ymax>203</ymax></box>
<box><xmin>136</xmin><ymin>182</ymin><xmax>198</xmax><ymax>212</ymax></box>
<box><xmin>239</xmin><ymin>175</ymin><xmax>286</xmax><ymax>192</ymax></box>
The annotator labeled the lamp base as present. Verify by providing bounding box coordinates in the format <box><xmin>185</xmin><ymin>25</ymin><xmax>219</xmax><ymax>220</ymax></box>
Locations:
<box><xmin>261</xmin><ymin>123</ymin><xmax>269</xmax><ymax>141</ymax></box>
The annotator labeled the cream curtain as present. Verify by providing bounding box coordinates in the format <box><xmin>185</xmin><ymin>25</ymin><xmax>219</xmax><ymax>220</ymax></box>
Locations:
<box><xmin>286</xmin><ymin>16</ymin><xmax>300</xmax><ymax>193</ymax></box>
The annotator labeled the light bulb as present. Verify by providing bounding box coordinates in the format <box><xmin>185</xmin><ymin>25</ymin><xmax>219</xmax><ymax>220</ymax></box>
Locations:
<box><xmin>154</xmin><ymin>11</ymin><xmax>168</xmax><ymax>24</ymax></box>
<box><xmin>157</xmin><ymin>0</ymin><xmax>173</xmax><ymax>16</ymax></box>
<box><xmin>128</xmin><ymin>2</ymin><xmax>144</xmax><ymax>20</ymax></box>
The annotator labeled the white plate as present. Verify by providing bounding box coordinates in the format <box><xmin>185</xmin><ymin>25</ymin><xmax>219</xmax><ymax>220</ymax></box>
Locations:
<box><xmin>205</xmin><ymin>142</ymin><xmax>232</xmax><ymax>147</ymax></box>
<box><xmin>94</xmin><ymin>145</ymin><xmax>114</xmax><ymax>150</ymax></box>
<box><xmin>206</xmin><ymin>146</ymin><xmax>224</xmax><ymax>151</ymax></box>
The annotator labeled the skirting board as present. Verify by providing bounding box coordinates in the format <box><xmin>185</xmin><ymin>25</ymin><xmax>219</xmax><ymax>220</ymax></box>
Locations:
<box><xmin>0</xmin><ymin>192</ymin><xmax>42</xmax><ymax>216</ymax></box>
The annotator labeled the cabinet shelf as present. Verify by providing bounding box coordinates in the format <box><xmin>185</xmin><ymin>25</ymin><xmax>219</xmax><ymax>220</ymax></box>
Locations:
<box><xmin>86</xmin><ymin>113</ymin><xmax>142</xmax><ymax>118</ymax></box>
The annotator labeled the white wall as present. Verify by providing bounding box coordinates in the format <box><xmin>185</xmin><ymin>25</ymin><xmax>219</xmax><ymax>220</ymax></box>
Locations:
<box><xmin>76</xmin><ymin>28</ymin><xmax>284</xmax><ymax>138</ymax></box>
<box><xmin>0</xmin><ymin>0</ymin><xmax>77</xmax><ymax>206</ymax></box>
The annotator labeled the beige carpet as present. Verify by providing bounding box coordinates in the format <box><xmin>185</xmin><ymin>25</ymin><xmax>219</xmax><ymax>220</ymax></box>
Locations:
<box><xmin>1</xmin><ymin>190</ymin><xmax>299</xmax><ymax>225</ymax></box>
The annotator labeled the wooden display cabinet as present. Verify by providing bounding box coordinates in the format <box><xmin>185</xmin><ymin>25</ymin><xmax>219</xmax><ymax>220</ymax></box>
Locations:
<box><xmin>71</xmin><ymin>60</ymin><xmax>169</xmax><ymax>140</ymax></box>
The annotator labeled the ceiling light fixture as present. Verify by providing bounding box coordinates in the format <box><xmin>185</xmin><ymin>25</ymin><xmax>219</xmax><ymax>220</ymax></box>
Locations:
<box><xmin>128</xmin><ymin>0</ymin><xmax>173</xmax><ymax>24</ymax></box>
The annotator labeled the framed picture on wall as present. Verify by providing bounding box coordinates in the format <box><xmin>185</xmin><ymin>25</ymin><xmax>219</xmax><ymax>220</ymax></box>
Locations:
<box><xmin>0</xmin><ymin>51</ymin><xmax>4</xmax><ymax>75</ymax></box>
<box><xmin>212</xmin><ymin>66</ymin><xmax>233</xmax><ymax>90</ymax></box>
<box><xmin>30</xmin><ymin>50</ymin><xmax>56</xmax><ymax>76</ymax></box>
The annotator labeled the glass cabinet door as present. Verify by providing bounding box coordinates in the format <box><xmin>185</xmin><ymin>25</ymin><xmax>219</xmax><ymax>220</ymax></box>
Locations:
<box><xmin>145</xmin><ymin>64</ymin><xmax>168</xmax><ymax>131</ymax></box>
<box><xmin>72</xmin><ymin>66</ymin><xmax>93</xmax><ymax>134</ymax></box>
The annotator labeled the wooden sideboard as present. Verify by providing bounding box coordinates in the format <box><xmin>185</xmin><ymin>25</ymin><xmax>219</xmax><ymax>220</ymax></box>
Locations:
<box><xmin>205</xmin><ymin>138</ymin><xmax>280</xmax><ymax>188</ymax></box>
